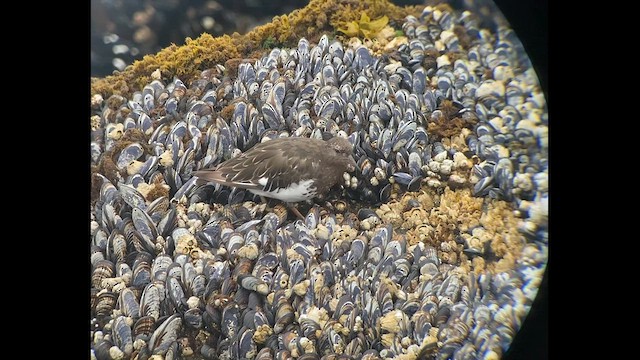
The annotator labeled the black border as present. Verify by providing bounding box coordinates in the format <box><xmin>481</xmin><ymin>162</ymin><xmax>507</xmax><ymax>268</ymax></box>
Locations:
<box><xmin>85</xmin><ymin>1</ymin><xmax>549</xmax><ymax>358</ymax></box>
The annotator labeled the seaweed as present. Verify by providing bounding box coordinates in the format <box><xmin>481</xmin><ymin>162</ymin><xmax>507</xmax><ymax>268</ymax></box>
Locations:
<box><xmin>337</xmin><ymin>12</ymin><xmax>389</xmax><ymax>39</ymax></box>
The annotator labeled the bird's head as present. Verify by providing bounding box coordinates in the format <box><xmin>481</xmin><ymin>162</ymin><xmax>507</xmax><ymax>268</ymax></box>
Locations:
<box><xmin>327</xmin><ymin>136</ymin><xmax>357</xmax><ymax>172</ymax></box>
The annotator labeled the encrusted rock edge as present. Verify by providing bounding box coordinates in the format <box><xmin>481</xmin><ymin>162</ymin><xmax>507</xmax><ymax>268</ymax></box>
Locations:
<box><xmin>90</xmin><ymin>0</ymin><xmax>425</xmax><ymax>99</ymax></box>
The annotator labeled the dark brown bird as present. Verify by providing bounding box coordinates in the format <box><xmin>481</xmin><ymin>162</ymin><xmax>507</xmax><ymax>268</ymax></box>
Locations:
<box><xmin>193</xmin><ymin>136</ymin><xmax>356</xmax><ymax>215</ymax></box>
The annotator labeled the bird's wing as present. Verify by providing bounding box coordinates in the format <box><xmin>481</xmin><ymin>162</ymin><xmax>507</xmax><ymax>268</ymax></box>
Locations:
<box><xmin>193</xmin><ymin>138</ymin><xmax>322</xmax><ymax>190</ymax></box>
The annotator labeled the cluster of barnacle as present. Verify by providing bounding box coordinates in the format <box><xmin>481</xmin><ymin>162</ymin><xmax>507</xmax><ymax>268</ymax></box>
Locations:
<box><xmin>90</xmin><ymin>3</ymin><xmax>547</xmax><ymax>360</ymax></box>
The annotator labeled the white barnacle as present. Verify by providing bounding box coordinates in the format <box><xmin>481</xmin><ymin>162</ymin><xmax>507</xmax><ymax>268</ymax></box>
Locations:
<box><xmin>91</xmin><ymin>94</ymin><xmax>103</xmax><ymax>108</ymax></box>
<box><xmin>453</xmin><ymin>152</ymin><xmax>471</xmax><ymax>169</ymax></box>
<box><xmin>159</xmin><ymin>149</ymin><xmax>174</xmax><ymax>167</ymax></box>
<box><xmin>93</xmin><ymin>331</ymin><xmax>104</xmax><ymax>345</ymax></box>
<box><xmin>90</xmin><ymin>221</ymin><xmax>99</xmax><ymax>236</ymax></box>
<box><xmin>112</xmin><ymin>281</ymin><xmax>127</xmax><ymax>293</ymax></box>
<box><xmin>439</xmin><ymin>159</ymin><xmax>454</xmax><ymax>175</ymax></box>
<box><xmin>126</xmin><ymin>160</ymin><xmax>144</xmax><ymax>176</ymax></box>
<box><xmin>528</xmin><ymin>195</ymin><xmax>548</xmax><ymax>225</ymax></box>
<box><xmin>428</xmin><ymin>161</ymin><xmax>441</xmax><ymax>173</ymax></box>
<box><xmin>513</xmin><ymin>173</ymin><xmax>533</xmax><ymax>193</ymax></box>
<box><xmin>436</xmin><ymin>54</ymin><xmax>451</xmax><ymax>68</ymax></box>
<box><xmin>106</xmin><ymin>123</ymin><xmax>125</xmax><ymax>141</ymax></box>
<box><xmin>426</xmin><ymin>178</ymin><xmax>442</xmax><ymax>188</ymax></box>
<box><xmin>133</xmin><ymin>339</ymin><xmax>146</xmax><ymax>351</ymax></box>
<box><xmin>433</xmin><ymin>151</ymin><xmax>448</xmax><ymax>162</ymax></box>
<box><xmin>187</xmin><ymin>296</ymin><xmax>200</xmax><ymax>309</ymax></box>
<box><xmin>350</xmin><ymin>176</ymin><xmax>358</xmax><ymax>189</ymax></box>
<box><xmin>109</xmin><ymin>346</ymin><xmax>124</xmax><ymax>360</ymax></box>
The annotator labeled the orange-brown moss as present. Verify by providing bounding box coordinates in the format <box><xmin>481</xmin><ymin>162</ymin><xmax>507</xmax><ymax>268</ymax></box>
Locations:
<box><xmin>445</xmin><ymin>50</ymin><xmax>468</xmax><ymax>64</ymax></box>
<box><xmin>483</xmin><ymin>67</ymin><xmax>493</xmax><ymax>81</ymax></box>
<box><xmin>140</xmin><ymin>179</ymin><xmax>170</xmax><ymax>203</ymax></box>
<box><xmin>421</xmin><ymin>48</ymin><xmax>439</xmax><ymax>72</ymax></box>
<box><xmin>97</xmin><ymin>154</ymin><xmax>122</xmax><ymax>194</ymax></box>
<box><xmin>224</xmin><ymin>58</ymin><xmax>259</xmax><ymax>80</ymax></box>
<box><xmin>428</xmin><ymin>117</ymin><xmax>472</xmax><ymax>141</ymax></box>
<box><xmin>452</xmin><ymin>24</ymin><xmax>472</xmax><ymax>50</ymax></box>
<box><xmin>427</xmin><ymin>100</ymin><xmax>479</xmax><ymax>141</ymax></box>
<box><xmin>90</xmin><ymin>0</ymin><xmax>423</xmax><ymax>100</ymax></box>
<box><xmin>220</xmin><ymin>103</ymin><xmax>235</xmax><ymax>122</ymax></box>
<box><xmin>91</xmin><ymin>34</ymin><xmax>243</xmax><ymax>100</ymax></box>
<box><xmin>105</xmin><ymin>94</ymin><xmax>126</xmax><ymax>110</ymax></box>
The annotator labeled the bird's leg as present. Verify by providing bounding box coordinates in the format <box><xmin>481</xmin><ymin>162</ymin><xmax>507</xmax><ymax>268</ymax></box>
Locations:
<box><xmin>260</xmin><ymin>196</ymin><xmax>305</xmax><ymax>221</ymax></box>
<box><xmin>286</xmin><ymin>202</ymin><xmax>306</xmax><ymax>221</ymax></box>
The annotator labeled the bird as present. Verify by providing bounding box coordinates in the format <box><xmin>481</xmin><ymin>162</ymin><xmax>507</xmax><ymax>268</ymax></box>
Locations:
<box><xmin>193</xmin><ymin>136</ymin><xmax>357</xmax><ymax>219</ymax></box>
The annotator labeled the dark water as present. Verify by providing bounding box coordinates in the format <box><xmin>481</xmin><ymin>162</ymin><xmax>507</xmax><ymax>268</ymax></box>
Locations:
<box><xmin>91</xmin><ymin>0</ymin><xmax>311</xmax><ymax>77</ymax></box>
<box><xmin>90</xmin><ymin>0</ymin><xmax>546</xmax><ymax>91</ymax></box>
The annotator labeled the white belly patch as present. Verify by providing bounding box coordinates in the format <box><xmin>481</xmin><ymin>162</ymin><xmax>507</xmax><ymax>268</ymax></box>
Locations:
<box><xmin>250</xmin><ymin>178</ymin><xmax>316</xmax><ymax>202</ymax></box>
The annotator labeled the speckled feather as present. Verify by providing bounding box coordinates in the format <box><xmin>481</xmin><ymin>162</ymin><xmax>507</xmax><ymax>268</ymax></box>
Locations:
<box><xmin>194</xmin><ymin>136</ymin><xmax>356</xmax><ymax>202</ymax></box>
